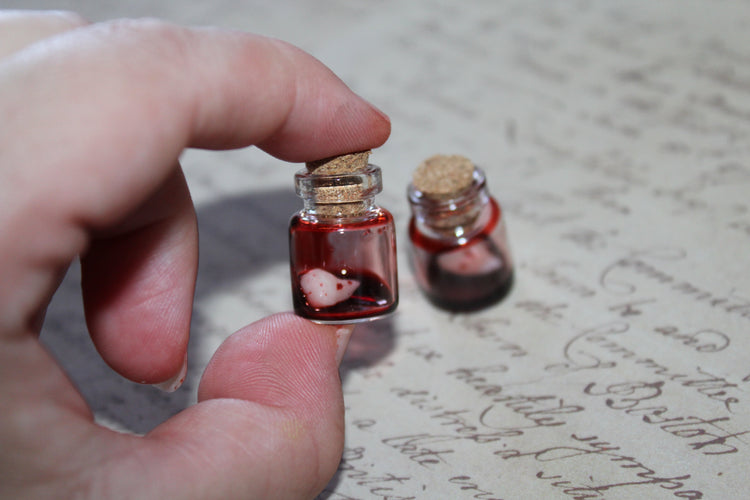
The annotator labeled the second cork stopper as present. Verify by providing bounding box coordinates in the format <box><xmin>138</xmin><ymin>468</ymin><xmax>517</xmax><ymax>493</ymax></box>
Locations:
<box><xmin>411</xmin><ymin>154</ymin><xmax>476</xmax><ymax>199</ymax></box>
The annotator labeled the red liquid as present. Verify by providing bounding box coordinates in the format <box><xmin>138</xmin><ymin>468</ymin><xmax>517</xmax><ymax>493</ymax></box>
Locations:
<box><xmin>289</xmin><ymin>210</ymin><xmax>398</xmax><ymax>323</ymax></box>
<box><xmin>409</xmin><ymin>199</ymin><xmax>513</xmax><ymax>312</ymax></box>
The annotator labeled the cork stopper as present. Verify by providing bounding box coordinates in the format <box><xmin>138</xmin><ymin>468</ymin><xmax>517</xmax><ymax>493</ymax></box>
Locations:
<box><xmin>296</xmin><ymin>151</ymin><xmax>380</xmax><ymax>218</ymax></box>
<box><xmin>412</xmin><ymin>154</ymin><xmax>475</xmax><ymax>199</ymax></box>
<box><xmin>306</xmin><ymin>151</ymin><xmax>371</xmax><ymax>175</ymax></box>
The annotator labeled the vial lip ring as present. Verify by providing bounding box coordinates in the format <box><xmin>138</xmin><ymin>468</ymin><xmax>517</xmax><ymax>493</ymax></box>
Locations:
<box><xmin>295</xmin><ymin>164</ymin><xmax>383</xmax><ymax>204</ymax></box>
<box><xmin>408</xmin><ymin>166</ymin><xmax>487</xmax><ymax>214</ymax></box>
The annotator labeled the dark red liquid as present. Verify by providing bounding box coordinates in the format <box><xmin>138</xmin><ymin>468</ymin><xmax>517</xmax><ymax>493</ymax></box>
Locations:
<box><xmin>289</xmin><ymin>211</ymin><xmax>398</xmax><ymax>323</ymax></box>
<box><xmin>409</xmin><ymin>199</ymin><xmax>513</xmax><ymax>312</ymax></box>
<box><xmin>423</xmin><ymin>237</ymin><xmax>513</xmax><ymax>312</ymax></box>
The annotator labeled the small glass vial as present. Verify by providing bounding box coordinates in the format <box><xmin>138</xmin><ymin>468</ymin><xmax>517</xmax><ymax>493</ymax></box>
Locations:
<box><xmin>289</xmin><ymin>153</ymin><xmax>398</xmax><ymax>324</ymax></box>
<box><xmin>407</xmin><ymin>154</ymin><xmax>513</xmax><ymax>312</ymax></box>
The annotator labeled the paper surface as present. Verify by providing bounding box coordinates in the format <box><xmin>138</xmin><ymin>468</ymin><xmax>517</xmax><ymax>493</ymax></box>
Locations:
<box><xmin>27</xmin><ymin>0</ymin><xmax>750</xmax><ymax>497</ymax></box>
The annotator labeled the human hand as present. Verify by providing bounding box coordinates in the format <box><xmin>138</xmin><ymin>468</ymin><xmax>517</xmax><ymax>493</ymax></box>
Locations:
<box><xmin>0</xmin><ymin>10</ymin><xmax>390</xmax><ymax>499</ymax></box>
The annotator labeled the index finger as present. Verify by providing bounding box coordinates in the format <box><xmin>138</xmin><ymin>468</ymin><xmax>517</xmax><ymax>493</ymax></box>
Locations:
<box><xmin>0</xmin><ymin>10</ymin><xmax>87</xmax><ymax>59</ymax></box>
<box><xmin>0</xmin><ymin>18</ymin><xmax>390</xmax><ymax>333</ymax></box>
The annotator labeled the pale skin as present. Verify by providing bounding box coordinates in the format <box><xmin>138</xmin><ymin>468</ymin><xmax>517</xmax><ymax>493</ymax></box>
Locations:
<box><xmin>0</xmin><ymin>10</ymin><xmax>390</xmax><ymax>500</ymax></box>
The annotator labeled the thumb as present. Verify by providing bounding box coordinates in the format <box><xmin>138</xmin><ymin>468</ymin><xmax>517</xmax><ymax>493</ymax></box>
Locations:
<box><xmin>137</xmin><ymin>313</ymin><xmax>352</xmax><ymax>499</ymax></box>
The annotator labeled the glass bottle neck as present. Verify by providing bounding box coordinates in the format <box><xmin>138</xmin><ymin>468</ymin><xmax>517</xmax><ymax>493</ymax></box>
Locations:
<box><xmin>299</xmin><ymin>197</ymin><xmax>379</xmax><ymax>221</ymax></box>
<box><xmin>295</xmin><ymin>164</ymin><xmax>383</xmax><ymax>221</ymax></box>
<box><xmin>408</xmin><ymin>166</ymin><xmax>493</xmax><ymax>241</ymax></box>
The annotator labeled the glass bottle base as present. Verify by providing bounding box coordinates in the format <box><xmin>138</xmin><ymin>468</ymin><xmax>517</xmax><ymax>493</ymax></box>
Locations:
<box><xmin>421</xmin><ymin>270</ymin><xmax>514</xmax><ymax>313</ymax></box>
<box><xmin>303</xmin><ymin>310</ymin><xmax>397</xmax><ymax>325</ymax></box>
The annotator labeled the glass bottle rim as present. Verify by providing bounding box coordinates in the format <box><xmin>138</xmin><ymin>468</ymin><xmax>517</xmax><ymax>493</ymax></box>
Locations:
<box><xmin>407</xmin><ymin>165</ymin><xmax>487</xmax><ymax>211</ymax></box>
<box><xmin>295</xmin><ymin>164</ymin><xmax>382</xmax><ymax>202</ymax></box>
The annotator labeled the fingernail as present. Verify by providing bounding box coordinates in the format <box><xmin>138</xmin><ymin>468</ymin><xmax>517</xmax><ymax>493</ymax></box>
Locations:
<box><xmin>153</xmin><ymin>353</ymin><xmax>188</xmax><ymax>393</ymax></box>
<box><xmin>334</xmin><ymin>325</ymin><xmax>355</xmax><ymax>366</ymax></box>
<box><xmin>367</xmin><ymin>101</ymin><xmax>391</xmax><ymax>126</ymax></box>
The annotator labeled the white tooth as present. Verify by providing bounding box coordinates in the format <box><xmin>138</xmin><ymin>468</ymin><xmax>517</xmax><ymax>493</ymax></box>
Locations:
<box><xmin>437</xmin><ymin>242</ymin><xmax>502</xmax><ymax>275</ymax></box>
<box><xmin>300</xmin><ymin>268</ymin><xmax>360</xmax><ymax>308</ymax></box>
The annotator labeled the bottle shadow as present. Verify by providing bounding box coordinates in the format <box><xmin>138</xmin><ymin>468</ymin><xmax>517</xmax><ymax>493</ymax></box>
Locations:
<box><xmin>339</xmin><ymin>315</ymin><xmax>397</xmax><ymax>376</ymax></box>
